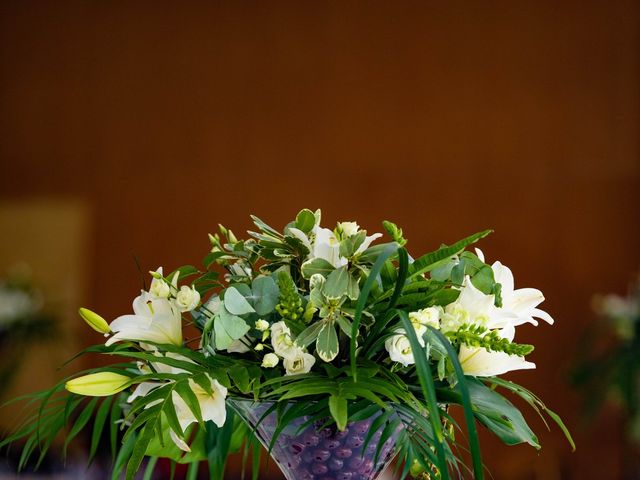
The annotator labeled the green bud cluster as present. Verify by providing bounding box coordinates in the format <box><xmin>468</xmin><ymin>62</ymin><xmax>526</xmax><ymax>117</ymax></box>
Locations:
<box><xmin>275</xmin><ymin>270</ymin><xmax>304</xmax><ymax>321</ymax></box>
<box><xmin>446</xmin><ymin>324</ymin><xmax>535</xmax><ymax>357</ymax></box>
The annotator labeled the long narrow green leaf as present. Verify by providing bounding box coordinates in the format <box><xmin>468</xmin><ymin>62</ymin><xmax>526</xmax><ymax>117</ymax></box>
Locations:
<box><xmin>89</xmin><ymin>396</ymin><xmax>113</xmax><ymax>462</ymax></box>
<box><xmin>397</xmin><ymin>310</ymin><xmax>449</xmax><ymax>479</ymax></box>
<box><xmin>408</xmin><ymin>230</ymin><xmax>492</xmax><ymax>279</ymax></box>
<box><xmin>350</xmin><ymin>244</ymin><xmax>398</xmax><ymax>379</ymax></box>
<box><xmin>387</xmin><ymin>247</ymin><xmax>409</xmax><ymax>310</ymax></box>
<box><xmin>429</xmin><ymin>327</ymin><xmax>484</xmax><ymax>480</ymax></box>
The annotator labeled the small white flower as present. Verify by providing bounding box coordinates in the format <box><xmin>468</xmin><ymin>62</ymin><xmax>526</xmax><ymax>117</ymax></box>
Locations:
<box><xmin>261</xmin><ymin>353</ymin><xmax>279</xmax><ymax>368</ymax></box>
<box><xmin>409</xmin><ymin>307</ymin><xmax>442</xmax><ymax>330</ymax></box>
<box><xmin>175</xmin><ymin>285</ymin><xmax>201</xmax><ymax>312</ymax></box>
<box><xmin>255</xmin><ymin>343</ymin><xmax>265</xmax><ymax>351</ymax></box>
<box><xmin>385</xmin><ymin>333</ymin><xmax>416</xmax><ymax>367</ymax></box>
<box><xmin>149</xmin><ymin>267</ymin><xmax>171</xmax><ymax>299</ymax></box>
<box><xmin>283</xmin><ymin>349</ymin><xmax>316</xmax><ymax>375</ymax></box>
<box><xmin>270</xmin><ymin>321</ymin><xmax>297</xmax><ymax>358</ymax></box>
<box><xmin>337</xmin><ymin>221</ymin><xmax>360</xmax><ymax>237</ymax></box>
<box><xmin>255</xmin><ymin>319</ymin><xmax>270</xmax><ymax>332</ymax></box>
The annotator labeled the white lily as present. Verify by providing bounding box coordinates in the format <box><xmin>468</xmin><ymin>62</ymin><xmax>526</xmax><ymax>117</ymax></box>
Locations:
<box><xmin>310</xmin><ymin>223</ymin><xmax>382</xmax><ymax>268</ymax></box>
<box><xmin>127</xmin><ymin>352</ymin><xmax>193</xmax><ymax>403</ymax></box>
<box><xmin>169</xmin><ymin>376</ymin><xmax>227</xmax><ymax>451</ymax></box>
<box><xmin>105</xmin><ymin>293</ymin><xmax>182</xmax><ymax>347</ymax></box>
<box><xmin>312</xmin><ymin>227</ymin><xmax>348</xmax><ymax>268</ymax></box>
<box><xmin>440</xmin><ymin>276</ymin><xmax>514</xmax><ymax>333</ymax></box>
<box><xmin>476</xmin><ymin>249</ymin><xmax>554</xmax><ymax>326</ymax></box>
<box><xmin>458</xmin><ymin>324</ymin><xmax>535</xmax><ymax>377</ymax></box>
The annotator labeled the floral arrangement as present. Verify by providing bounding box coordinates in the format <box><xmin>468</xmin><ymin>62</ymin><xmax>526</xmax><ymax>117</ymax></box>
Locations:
<box><xmin>573</xmin><ymin>274</ymin><xmax>640</xmax><ymax>442</ymax></box>
<box><xmin>2</xmin><ymin>210</ymin><xmax>572</xmax><ymax>479</ymax></box>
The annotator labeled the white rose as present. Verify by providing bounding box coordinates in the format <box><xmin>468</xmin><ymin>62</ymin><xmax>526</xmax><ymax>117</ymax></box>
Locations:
<box><xmin>385</xmin><ymin>328</ymin><xmax>424</xmax><ymax>367</ymax></box>
<box><xmin>175</xmin><ymin>285</ymin><xmax>201</xmax><ymax>312</ymax></box>
<box><xmin>337</xmin><ymin>221</ymin><xmax>360</xmax><ymax>237</ymax></box>
<box><xmin>409</xmin><ymin>306</ymin><xmax>442</xmax><ymax>330</ymax></box>
<box><xmin>283</xmin><ymin>349</ymin><xmax>316</xmax><ymax>375</ymax></box>
<box><xmin>270</xmin><ymin>321</ymin><xmax>297</xmax><ymax>358</ymax></box>
<box><xmin>255</xmin><ymin>319</ymin><xmax>270</xmax><ymax>332</ymax></box>
<box><xmin>262</xmin><ymin>353</ymin><xmax>280</xmax><ymax>368</ymax></box>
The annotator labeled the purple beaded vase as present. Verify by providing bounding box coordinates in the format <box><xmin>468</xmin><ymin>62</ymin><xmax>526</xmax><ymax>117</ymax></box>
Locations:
<box><xmin>228</xmin><ymin>399</ymin><xmax>401</xmax><ymax>480</ymax></box>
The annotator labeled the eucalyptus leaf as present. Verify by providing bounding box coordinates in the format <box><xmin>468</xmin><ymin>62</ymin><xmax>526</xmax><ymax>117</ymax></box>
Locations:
<box><xmin>215</xmin><ymin>307</ymin><xmax>250</xmax><ymax>350</ymax></box>
<box><xmin>224</xmin><ymin>287</ymin><xmax>255</xmax><ymax>315</ymax></box>
<box><xmin>251</xmin><ymin>276</ymin><xmax>279</xmax><ymax>316</ymax></box>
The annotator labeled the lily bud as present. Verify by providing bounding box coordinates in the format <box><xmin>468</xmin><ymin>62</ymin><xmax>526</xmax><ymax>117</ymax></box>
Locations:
<box><xmin>79</xmin><ymin>307</ymin><xmax>111</xmax><ymax>334</ymax></box>
<box><xmin>65</xmin><ymin>372</ymin><xmax>131</xmax><ymax>396</ymax></box>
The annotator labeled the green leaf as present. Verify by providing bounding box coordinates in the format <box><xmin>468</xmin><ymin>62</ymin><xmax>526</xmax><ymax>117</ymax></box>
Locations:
<box><xmin>339</xmin><ymin>231</ymin><xmax>366</xmax><ymax>258</ymax></box>
<box><xmin>168</xmin><ymin>265</ymin><xmax>200</xmax><ymax>282</ymax></box>
<box><xmin>215</xmin><ymin>306</ymin><xmax>250</xmax><ymax>350</ymax></box>
<box><xmin>323</xmin><ymin>266</ymin><xmax>349</xmax><ymax>300</ymax></box>
<box><xmin>89</xmin><ymin>396</ymin><xmax>113</xmax><ymax>461</ymax></box>
<box><xmin>224</xmin><ymin>287</ymin><xmax>255</xmax><ymax>315</ymax></box>
<box><xmin>398</xmin><ymin>311</ymin><xmax>450</xmax><ymax>480</ymax></box>
<box><xmin>355</xmin><ymin>242</ymin><xmax>398</xmax><ymax>264</ymax></box>
<box><xmin>408</xmin><ymin>230</ymin><xmax>493</xmax><ymax>279</ymax></box>
<box><xmin>329</xmin><ymin>395</ymin><xmax>348</xmax><ymax>431</ymax></box>
<box><xmin>346</xmin><ymin>273</ymin><xmax>360</xmax><ymax>301</ymax></box>
<box><xmin>428</xmin><ymin>328</ymin><xmax>484</xmax><ymax>479</ymax></box>
<box><xmin>461</xmin><ymin>378</ymin><xmax>539</xmax><ymax>448</ymax></box>
<box><xmin>228</xmin><ymin>365</ymin><xmax>252</xmax><ymax>394</ymax></box>
<box><xmin>126</xmin><ymin>421</ymin><xmax>156</xmax><ymax>480</ymax></box>
<box><xmin>251</xmin><ymin>276</ymin><xmax>279</xmax><ymax>316</ymax></box>
<box><xmin>301</xmin><ymin>258</ymin><xmax>335</xmax><ymax>279</ymax></box>
<box><xmin>295</xmin><ymin>322</ymin><xmax>324</xmax><ymax>348</ymax></box>
<box><xmin>317</xmin><ymin>321</ymin><xmax>339</xmax><ymax>362</ymax></box>
<box><xmin>295</xmin><ymin>209</ymin><xmax>316</xmax><ymax>233</ymax></box>
<box><xmin>350</xmin><ymin>243</ymin><xmax>398</xmax><ymax>380</ymax></box>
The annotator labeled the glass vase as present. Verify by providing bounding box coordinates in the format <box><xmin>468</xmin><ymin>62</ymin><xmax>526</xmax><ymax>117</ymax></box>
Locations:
<box><xmin>228</xmin><ymin>398</ymin><xmax>400</xmax><ymax>480</ymax></box>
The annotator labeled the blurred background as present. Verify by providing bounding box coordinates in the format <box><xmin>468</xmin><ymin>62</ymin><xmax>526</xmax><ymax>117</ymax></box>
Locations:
<box><xmin>0</xmin><ymin>1</ymin><xmax>638</xmax><ymax>478</ymax></box>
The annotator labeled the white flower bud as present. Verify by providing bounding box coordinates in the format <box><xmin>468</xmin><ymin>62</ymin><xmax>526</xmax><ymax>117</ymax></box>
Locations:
<box><xmin>149</xmin><ymin>273</ymin><xmax>171</xmax><ymax>298</ymax></box>
<box><xmin>255</xmin><ymin>319</ymin><xmax>269</xmax><ymax>332</ymax></box>
<box><xmin>337</xmin><ymin>221</ymin><xmax>360</xmax><ymax>237</ymax></box>
<box><xmin>255</xmin><ymin>343</ymin><xmax>265</xmax><ymax>351</ymax></box>
<box><xmin>175</xmin><ymin>285</ymin><xmax>201</xmax><ymax>312</ymax></box>
<box><xmin>262</xmin><ymin>353</ymin><xmax>279</xmax><ymax>368</ymax></box>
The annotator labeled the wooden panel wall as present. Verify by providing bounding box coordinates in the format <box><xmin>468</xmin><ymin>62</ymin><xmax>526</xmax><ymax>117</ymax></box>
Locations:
<box><xmin>1</xmin><ymin>2</ymin><xmax>638</xmax><ymax>478</ymax></box>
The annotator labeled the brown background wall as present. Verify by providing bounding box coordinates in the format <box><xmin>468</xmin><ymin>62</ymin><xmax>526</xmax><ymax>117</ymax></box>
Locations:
<box><xmin>1</xmin><ymin>1</ymin><xmax>639</xmax><ymax>478</ymax></box>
